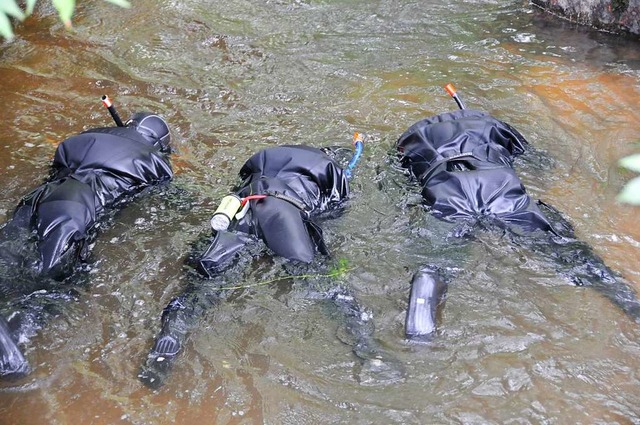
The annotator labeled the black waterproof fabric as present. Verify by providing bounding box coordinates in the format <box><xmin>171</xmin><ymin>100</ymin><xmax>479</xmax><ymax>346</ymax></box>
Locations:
<box><xmin>0</xmin><ymin>121</ymin><xmax>173</xmax><ymax>378</ymax></box>
<box><xmin>140</xmin><ymin>145</ymin><xmax>360</xmax><ymax>388</ymax></box>
<box><xmin>396</xmin><ymin>107</ymin><xmax>639</xmax><ymax>340</ymax></box>
<box><xmin>8</xmin><ymin>127</ymin><xmax>173</xmax><ymax>277</ymax></box>
<box><xmin>199</xmin><ymin>145</ymin><xmax>349</xmax><ymax>275</ymax></box>
<box><xmin>396</xmin><ymin>109</ymin><xmax>553</xmax><ymax>233</ymax></box>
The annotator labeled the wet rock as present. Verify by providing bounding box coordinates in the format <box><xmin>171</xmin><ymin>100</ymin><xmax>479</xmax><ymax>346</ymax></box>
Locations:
<box><xmin>531</xmin><ymin>0</ymin><xmax>640</xmax><ymax>36</ymax></box>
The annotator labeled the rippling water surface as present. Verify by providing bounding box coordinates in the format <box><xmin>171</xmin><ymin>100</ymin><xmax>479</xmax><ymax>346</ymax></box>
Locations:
<box><xmin>1</xmin><ymin>1</ymin><xmax>640</xmax><ymax>423</ymax></box>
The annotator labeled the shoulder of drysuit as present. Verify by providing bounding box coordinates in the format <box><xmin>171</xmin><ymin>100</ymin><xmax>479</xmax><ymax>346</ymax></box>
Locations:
<box><xmin>238</xmin><ymin>145</ymin><xmax>347</xmax><ymax>200</ymax></box>
<box><xmin>52</xmin><ymin>127</ymin><xmax>173</xmax><ymax>180</ymax></box>
<box><xmin>279</xmin><ymin>144</ymin><xmax>326</xmax><ymax>155</ymax></box>
<box><xmin>280</xmin><ymin>145</ymin><xmax>346</xmax><ymax>168</ymax></box>
<box><xmin>54</xmin><ymin>127</ymin><xmax>168</xmax><ymax>161</ymax></box>
<box><xmin>397</xmin><ymin>109</ymin><xmax>486</xmax><ymax>139</ymax></box>
<box><xmin>396</xmin><ymin>109</ymin><xmax>518</xmax><ymax>142</ymax></box>
<box><xmin>240</xmin><ymin>145</ymin><xmax>343</xmax><ymax>176</ymax></box>
<box><xmin>79</xmin><ymin>126</ymin><xmax>153</xmax><ymax>145</ymax></box>
<box><xmin>397</xmin><ymin>109</ymin><xmax>529</xmax><ymax>151</ymax></box>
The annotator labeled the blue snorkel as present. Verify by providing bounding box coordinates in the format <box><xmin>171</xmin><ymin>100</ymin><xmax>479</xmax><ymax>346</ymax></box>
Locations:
<box><xmin>345</xmin><ymin>132</ymin><xmax>365</xmax><ymax>179</ymax></box>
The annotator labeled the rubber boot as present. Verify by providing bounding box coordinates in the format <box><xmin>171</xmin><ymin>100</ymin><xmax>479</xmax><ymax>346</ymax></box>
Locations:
<box><xmin>405</xmin><ymin>267</ymin><xmax>447</xmax><ymax>341</ymax></box>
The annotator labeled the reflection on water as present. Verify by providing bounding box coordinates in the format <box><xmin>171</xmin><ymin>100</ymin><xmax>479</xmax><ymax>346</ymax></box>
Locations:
<box><xmin>1</xmin><ymin>0</ymin><xmax>640</xmax><ymax>423</ymax></box>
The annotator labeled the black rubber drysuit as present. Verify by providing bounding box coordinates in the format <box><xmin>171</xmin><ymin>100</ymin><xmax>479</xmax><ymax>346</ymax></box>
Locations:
<box><xmin>140</xmin><ymin>145</ymin><xmax>392</xmax><ymax>388</ymax></box>
<box><xmin>0</xmin><ymin>113</ymin><xmax>173</xmax><ymax>378</ymax></box>
<box><xmin>198</xmin><ymin>145</ymin><xmax>349</xmax><ymax>274</ymax></box>
<box><xmin>396</xmin><ymin>108</ymin><xmax>637</xmax><ymax>340</ymax></box>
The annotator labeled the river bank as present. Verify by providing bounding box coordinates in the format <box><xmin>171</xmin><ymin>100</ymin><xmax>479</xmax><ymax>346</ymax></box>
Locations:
<box><xmin>532</xmin><ymin>0</ymin><xmax>640</xmax><ymax>36</ymax></box>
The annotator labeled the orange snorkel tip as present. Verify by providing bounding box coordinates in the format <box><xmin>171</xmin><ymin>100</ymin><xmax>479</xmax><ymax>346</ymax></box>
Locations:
<box><xmin>444</xmin><ymin>83</ymin><xmax>457</xmax><ymax>97</ymax></box>
<box><xmin>101</xmin><ymin>94</ymin><xmax>125</xmax><ymax>127</ymax></box>
<box><xmin>444</xmin><ymin>83</ymin><xmax>466</xmax><ymax>110</ymax></box>
<box><xmin>352</xmin><ymin>132</ymin><xmax>365</xmax><ymax>146</ymax></box>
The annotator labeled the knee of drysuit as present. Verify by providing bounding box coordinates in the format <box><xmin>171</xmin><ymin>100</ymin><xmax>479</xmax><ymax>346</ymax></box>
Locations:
<box><xmin>405</xmin><ymin>267</ymin><xmax>447</xmax><ymax>340</ymax></box>
<box><xmin>198</xmin><ymin>230</ymin><xmax>253</xmax><ymax>277</ymax></box>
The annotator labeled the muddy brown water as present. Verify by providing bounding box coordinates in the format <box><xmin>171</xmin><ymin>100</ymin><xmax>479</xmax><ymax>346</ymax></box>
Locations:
<box><xmin>1</xmin><ymin>1</ymin><xmax>639</xmax><ymax>424</ymax></box>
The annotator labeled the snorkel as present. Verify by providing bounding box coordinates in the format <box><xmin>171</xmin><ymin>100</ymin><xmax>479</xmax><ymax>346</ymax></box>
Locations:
<box><xmin>101</xmin><ymin>96</ymin><xmax>171</xmax><ymax>152</ymax></box>
<box><xmin>444</xmin><ymin>83</ymin><xmax>466</xmax><ymax>110</ymax></box>
<box><xmin>101</xmin><ymin>95</ymin><xmax>125</xmax><ymax>127</ymax></box>
<box><xmin>345</xmin><ymin>132</ymin><xmax>365</xmax><ymax>179</ymax></box>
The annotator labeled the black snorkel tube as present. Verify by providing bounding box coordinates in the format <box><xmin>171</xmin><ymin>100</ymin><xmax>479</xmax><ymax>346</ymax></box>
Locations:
<box><xmin>101</xmin><ymin>95</ymin><xmax>125</xmax><ymax>127</ymax></box>
<box><xmin>444</xmin><ymin>83</ymin><xmax>466</xmax><ymax>110</ymax></box>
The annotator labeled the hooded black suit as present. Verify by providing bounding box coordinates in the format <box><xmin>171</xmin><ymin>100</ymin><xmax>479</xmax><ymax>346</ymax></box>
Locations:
<box><xmin>139</xmin><ymin>145</ymin><xmax>360</xmax><ymax>388</ymax></box>
<box><xmin>199</xmin><ymin>145</ymin><xmax>348</xmax><ymax>274</ymax></box>
<box><xmin>397</xmin><ymin>108</ymin><xmax>637</xmax><ymax>340</ymax></box>
<box><xmin>0</xmin><ymin>115</ymin><xmax>173</xmax><ymax>378</ymax></box>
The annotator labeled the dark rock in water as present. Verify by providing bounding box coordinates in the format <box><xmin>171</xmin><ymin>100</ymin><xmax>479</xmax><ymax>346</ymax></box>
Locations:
<box><xmin>531</xmin><ymin>0</ymin><xmax>640</xmax><ymax>36</ymax></box>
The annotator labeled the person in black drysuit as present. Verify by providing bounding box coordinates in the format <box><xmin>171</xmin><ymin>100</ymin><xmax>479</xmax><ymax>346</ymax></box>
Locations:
<box><xmin>0</xmin><ymin>112</ymin><xmax>173</xmax><ymax>378</ymax></box>
<box><xmin>139</xmin><ymin>143</ymin><xmax>391</xmax><ymax>388</ymax></box>
<box><xmin>396</xmin><ymin>104</ymin><xmax>640</xmax><ymax>340</ymax></box>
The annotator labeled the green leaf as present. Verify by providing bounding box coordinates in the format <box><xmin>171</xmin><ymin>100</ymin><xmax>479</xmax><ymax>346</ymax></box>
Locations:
<box><xmin>103</xmin><ymin>0</ymin><xmax>131</xmax><ymax>8</ymax></box>
<box><xmin>0</xmin><ymin>11</ymin><xmax>14</xmax><ymax>40</ymax></box>
<box><xmin>617</xmin><ymin>176</ymin><xmax>640</xmax><ymax>205</ymax></box>
<box><xmin>0</xmin><ymin>0</ymin><xmax>26</xmax><ymax>20</ymax></box>
<box><xmin>52</xmin><ymin>0</ymin><xmax>75</xmax><ymax>27</ymax></box>
<box><xmin>328</xmin><ymin>258</ymin><xmax>351</xmax><ymax>278</ymax></box>
<box><xmin>619</xmin><ymin>154</ymin><xmax>640</xmax><ymax>173</ymax></box>
<box><xmin>25</xmin><ymin>0</ymin><xmax>37</xmax><ymax>15</ymax></box>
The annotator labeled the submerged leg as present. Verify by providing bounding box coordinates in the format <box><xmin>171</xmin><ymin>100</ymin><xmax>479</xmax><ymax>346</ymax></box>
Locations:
<box><xmin>138</xmin><ymin>284</ymin><xmax>224</xmax><ymax>389</ymax></box>
<box><xmin>331</xmin><ymin>289</ymin><xmax>375</xmax><ymax>358</ymax></box>
<box><xmin>329</xmin><ymin>288</ymin><xmax>405</xmax><ymax>385</ymax></box>
<box><xmin>197</xmin><ymin>230</ymin><xmax>257</xmax><ymax>277</ymax></box>
<box><xmin>139</xmin><ymin>231</ymin><xmax>262</xmax><ymax>389</ymax></box>
<box><xmin>0</xmin><ymin>287</ymin><xmax>80</xmax><ymax>379</ymax></box>
<box><xmin>508</xmin><ymin>202</ymin><xmax>640</xmax><ymax>321</ymax></box>
<box><xmin>547</xmin><ymin>236</ymin><xmax>640</xmax><ymax>319</ymax></box>
<box><xmin>405</xmin><ymin>267</ymin><xmax>448</xmax><ymax>341</ymax></box>
<box><xmin>0</xmin><ymin>314</ymin><xmax>29</xmax><ymax>379</ymax></box>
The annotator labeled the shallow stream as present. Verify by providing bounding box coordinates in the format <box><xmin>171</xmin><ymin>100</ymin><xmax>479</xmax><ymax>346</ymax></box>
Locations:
<box><xmin>1</xmin><ymin>1</ymin><xmax>639</xmax><ymax>423</ymax></box>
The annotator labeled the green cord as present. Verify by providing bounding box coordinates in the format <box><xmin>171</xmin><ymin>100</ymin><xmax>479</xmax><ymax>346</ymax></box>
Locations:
<box><xmin>215</xmin><ymin>258</ymin><xmax>352</xmax><ymax>291</ymax></box>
